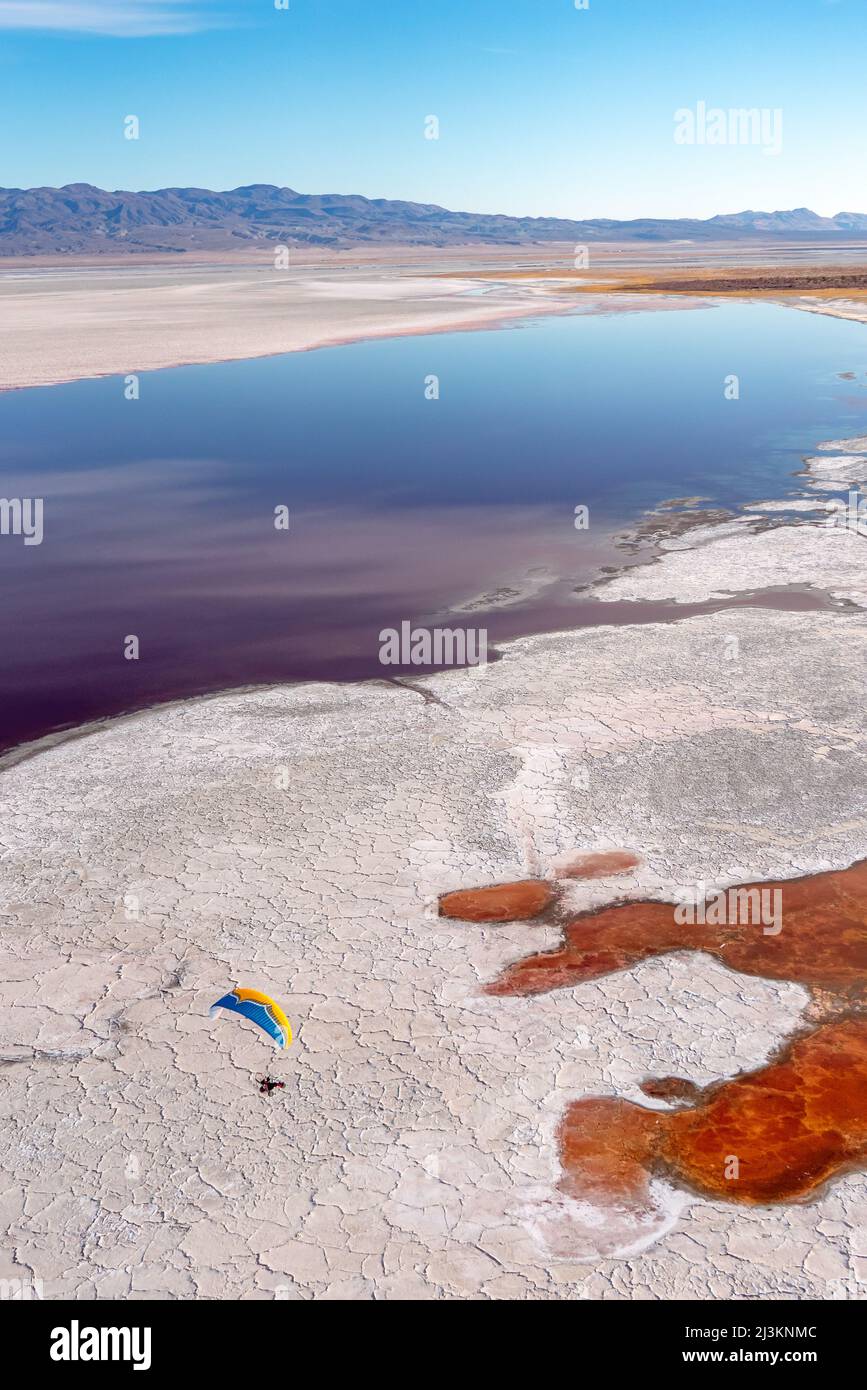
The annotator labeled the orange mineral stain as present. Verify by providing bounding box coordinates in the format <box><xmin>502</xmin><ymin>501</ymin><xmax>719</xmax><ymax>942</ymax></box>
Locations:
<box><xmin>556</xmin><ymin>849</ymin><xmax>642</xmax><ymax>880</ymax></box>
<box><xmin>438</xmin><ymin>879</ymin><xmax>555</xmax><ymax>923</ymax></box>
<box><xmin>439</xmin><ymin>854</ymin><xmax>867</xmax><ymax>1220</ymax></box>
<box><xmin>559</xmin><ymin>1019</ymin><xmax>867</xmax><ymax>1206</ymax></box>
<box><xmin>486</xmin><ymin>859</ymin><xmax>867</xmax><ymax>997</ymax></box>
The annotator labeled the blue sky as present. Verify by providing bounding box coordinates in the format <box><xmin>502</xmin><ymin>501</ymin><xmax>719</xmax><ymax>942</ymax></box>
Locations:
<box><xmin>0</xmin><ymin>0</ymin><xmax>864</xmax><ymax>218</ymax></box>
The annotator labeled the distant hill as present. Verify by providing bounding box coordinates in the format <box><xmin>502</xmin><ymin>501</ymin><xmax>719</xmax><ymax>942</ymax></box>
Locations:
<box><xmin>708</xmin><ymin>207</ymin><xmax>867</xmax><ymax>234</ymax></box>
<box><xmin>2</xmin><ymin>184</ymin><xmax>867</xmax><ymax>255</ymax></box>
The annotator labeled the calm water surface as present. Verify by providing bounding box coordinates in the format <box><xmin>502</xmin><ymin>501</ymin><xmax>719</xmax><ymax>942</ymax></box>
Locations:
<box><xmin>1</xmin><ymin>301</ymin><xmax>866</xmax><ymax>752</ymax></box>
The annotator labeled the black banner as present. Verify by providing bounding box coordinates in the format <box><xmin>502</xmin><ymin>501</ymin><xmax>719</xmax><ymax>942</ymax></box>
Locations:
<box><xmin>6</xmin><ymin>1297</ymin><xmax>858</xmax><ymax>1374</ymax></box>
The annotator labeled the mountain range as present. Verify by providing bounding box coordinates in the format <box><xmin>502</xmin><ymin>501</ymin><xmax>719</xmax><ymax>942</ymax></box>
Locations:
<box><xmin>2</xmin><ymin>184</ymin><xmax>867</xmax><ymax>255</ymax></box>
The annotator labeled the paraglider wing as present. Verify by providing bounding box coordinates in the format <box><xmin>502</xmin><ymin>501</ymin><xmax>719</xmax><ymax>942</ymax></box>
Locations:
<box><xmin>209</xmin><ymin>988</ymin><xmax>292</xmax><ymax>1049</ymax></box>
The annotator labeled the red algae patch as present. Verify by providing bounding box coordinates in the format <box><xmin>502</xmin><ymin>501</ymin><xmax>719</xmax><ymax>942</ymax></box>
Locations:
<box><xmin>438</xmin><ymin>879</ymin><xmax>555</xmax><ymax>923</ymax></box>
<box><xmin>554</xmin><ymin>849</ymin><xmax>641</xmax><ymax>880</ymax></box>
<box><xmin>486</xmin><ymin>859</ymin><xmax>867</xmax><ymax>997</ymax></box>
<box><xmin>442</xmin><ymin>855</ymin><xmax>867</xmax><ymax>1226</ymax></box>
<box><xmin>559</xmin><ymin>1019</ymin><xmax>867</xmax><ymax>1206</ymax></box>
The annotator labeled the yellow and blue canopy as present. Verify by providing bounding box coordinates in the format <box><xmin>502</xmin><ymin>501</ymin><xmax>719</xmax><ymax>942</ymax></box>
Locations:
<box><xmin>209</xmin><ymin>988</ymin><xmax>292</xmax><ymax>1049</ymax></box>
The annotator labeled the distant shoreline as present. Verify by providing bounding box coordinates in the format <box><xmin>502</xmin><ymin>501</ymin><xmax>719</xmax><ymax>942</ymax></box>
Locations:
<box><xmin>0</xmin><ymin>255</ymin><xmax>579</xmax><ymax>393</ymax></box>
<box><xmin>2</xmin><ymin>244</ymin><xmax>865</xmax><ymax>394</ymax></box>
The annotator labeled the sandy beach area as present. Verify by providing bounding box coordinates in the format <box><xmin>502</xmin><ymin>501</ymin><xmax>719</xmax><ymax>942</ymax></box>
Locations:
<box><xmin>1</xmin><ymin>432</ymin><xmax>866</xmax><ymax>1299</ymax></box>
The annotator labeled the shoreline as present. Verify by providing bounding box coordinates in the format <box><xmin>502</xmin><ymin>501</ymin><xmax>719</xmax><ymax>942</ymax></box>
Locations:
<box><xmin>4</xmin><ymin>243</ymin><xmax>866</xmax><ymax>394</ymax></box>
<box><xmin>0</xmin><ymin>481</ymin><xmax>850</xmax><ymax>764</ymax></box>
<box><xmin>0</xmin><ymin>258</ymin><xmax>582</xmax><ymax>393</ymax></box>
<box><xmin>0</xmin><ymin>579</ymin><xmax>848</xmax><ymax>770</ymax></box>
<box><xmin>1</xmin><ymin>414</ymin><xmax>863</xmax><ymax>767</ymax></box>
<box><xmin>0</xmin><ymin>287</ymin><xmax>580</xmax><ymax>395</ymax></box>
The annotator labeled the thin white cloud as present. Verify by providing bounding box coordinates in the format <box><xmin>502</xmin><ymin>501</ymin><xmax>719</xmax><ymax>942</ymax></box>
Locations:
<box><xmin>0</xmin><ymin>1</ymin><xmax>225</xmax><ymax>36</ymax></box>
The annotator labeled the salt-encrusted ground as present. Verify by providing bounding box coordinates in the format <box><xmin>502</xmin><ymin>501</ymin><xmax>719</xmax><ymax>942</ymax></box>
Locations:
<box><xmin>0</xmin><ymin>260</ymin><xmax>582</xmax><ymax>392</ymax></box>
<box><xmin>1</xmin><ymin>465</ymin><xmax>866</xmax><ymax>1299</ymax></box>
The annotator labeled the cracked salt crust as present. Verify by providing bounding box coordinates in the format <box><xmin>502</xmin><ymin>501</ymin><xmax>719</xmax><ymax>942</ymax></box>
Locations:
<box><xmin>596</xmin><ymin>524</ymin><xmax>867</xmax><ymax>607</ymax></box>
<box><xmin>744</xmin><ymin>499</ymin><xmax>838</xmax><ymax>514</ymax></box>
<box><xmin>803</xmin><ymin>456</ymin><xmax>867</xmax><ymax>490</ymax></box>
<box><xmin>1</xmin><ymin>461</ymin><xmax>867</xmax><ymax>1299</ymax></box>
